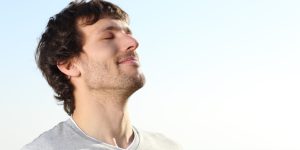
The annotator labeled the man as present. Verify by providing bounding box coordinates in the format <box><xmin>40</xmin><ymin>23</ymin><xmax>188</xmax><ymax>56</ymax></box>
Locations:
<box><xmin>22</xmin><ymin>0</ymin><xmax>181</xmax><ymax>150</ymax></box>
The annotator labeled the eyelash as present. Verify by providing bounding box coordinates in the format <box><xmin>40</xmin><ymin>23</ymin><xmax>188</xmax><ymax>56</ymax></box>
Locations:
<box><xmin>103</xmin><ymin>33</ymin><xmax>114</xmax><ymax>40</ymax></box>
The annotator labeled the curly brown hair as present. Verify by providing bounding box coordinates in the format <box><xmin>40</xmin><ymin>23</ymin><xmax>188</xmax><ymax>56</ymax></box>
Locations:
<box><xmin>36</xmin><ymin>0</ymin><xmax>129</xmax><ymax>115</ymax></box>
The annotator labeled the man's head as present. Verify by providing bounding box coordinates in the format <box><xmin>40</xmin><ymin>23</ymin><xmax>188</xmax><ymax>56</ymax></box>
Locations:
<box><xmin>36</xmin><ymin>0</ymin><xmax>145</xmax><ymax>116</ymax></box>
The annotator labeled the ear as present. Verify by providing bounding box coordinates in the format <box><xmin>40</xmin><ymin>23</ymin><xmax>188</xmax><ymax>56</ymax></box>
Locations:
<box><xmin>57</xmin><ymin>60</ymin><xmax>81</xmax><ymax>78</ymax></box>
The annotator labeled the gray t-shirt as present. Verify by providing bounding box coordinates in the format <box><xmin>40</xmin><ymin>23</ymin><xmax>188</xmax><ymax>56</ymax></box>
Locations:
<box><xmin>21</xmin><ymin>119</ymin><xmax>181</xmax><ymax>150</ymax></box>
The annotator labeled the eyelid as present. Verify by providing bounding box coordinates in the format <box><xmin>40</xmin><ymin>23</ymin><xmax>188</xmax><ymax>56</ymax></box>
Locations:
<box><xmin>102</xmin><ymin>32</ymin><xmax>114</xmax><ymax>39</ymax></box>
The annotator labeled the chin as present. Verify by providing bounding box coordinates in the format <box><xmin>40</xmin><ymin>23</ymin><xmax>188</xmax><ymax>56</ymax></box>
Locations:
<box><xmin>124</xmin><ymin>72</ymin><xmax>145</xmax><ymax>93</ymax></box>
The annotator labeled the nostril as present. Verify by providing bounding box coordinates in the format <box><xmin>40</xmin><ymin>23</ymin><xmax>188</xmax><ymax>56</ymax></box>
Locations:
<box><xmin>127</xmin><ymin>45</ymin><xmax>134</xmax><ymax>51</ymax></box>
<box><xmin>127</xmin><ymin>39</ymin><xmax>139</xmax><ymax>52</ymax></box>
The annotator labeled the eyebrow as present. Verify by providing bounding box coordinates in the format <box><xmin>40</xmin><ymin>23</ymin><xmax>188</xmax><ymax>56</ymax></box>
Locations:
<box><xmin>101</xmin><ymin>25</ymin><xmax>132</xmax><ymax>34</ymax></box>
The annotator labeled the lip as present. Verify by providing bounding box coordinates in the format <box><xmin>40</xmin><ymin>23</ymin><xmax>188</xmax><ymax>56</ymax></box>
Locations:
<box><xmin>118</xmin><ymin>56</ymin><xmax>139</xmax><ymax>65</ymax></box>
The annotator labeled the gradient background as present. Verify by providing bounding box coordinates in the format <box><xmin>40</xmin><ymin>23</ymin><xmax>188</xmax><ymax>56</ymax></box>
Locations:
<box><xmin>1</xmin><ymin>0</ymin><xmax>300</xmax><ymax>149</ymax></box>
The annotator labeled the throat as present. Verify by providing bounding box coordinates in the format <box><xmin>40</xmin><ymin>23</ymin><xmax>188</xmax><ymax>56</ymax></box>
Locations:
<box><xmin>72</xmin><ymin>99</ymin><xmax>133</xmax><ymax>148</ymax></box>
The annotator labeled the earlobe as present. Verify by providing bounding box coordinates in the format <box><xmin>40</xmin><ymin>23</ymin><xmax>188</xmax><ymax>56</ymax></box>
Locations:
<box><xmin>57</xmin><ymin>61</ymin><xmax>81</xmax><ymax>78</ymax></box>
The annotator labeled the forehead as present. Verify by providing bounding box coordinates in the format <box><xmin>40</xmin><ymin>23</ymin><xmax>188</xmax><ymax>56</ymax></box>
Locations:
<box><xmin>78</xmin><ymin>18</ymin><xmax>130</xmax><ymax>36</ymax></box>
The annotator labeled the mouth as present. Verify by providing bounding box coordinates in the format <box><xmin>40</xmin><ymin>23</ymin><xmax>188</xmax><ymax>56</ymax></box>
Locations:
<box><xmin>117</xmin><ymin>56</ymin><xmax>139</xmax><ymax>66</ymax></box>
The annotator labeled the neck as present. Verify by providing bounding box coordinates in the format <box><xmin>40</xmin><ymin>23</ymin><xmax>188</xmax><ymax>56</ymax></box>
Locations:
<box><xmin>72</xmin><ymin>89</ymin><xmax>134</xmax><ymax>148</ymax></box>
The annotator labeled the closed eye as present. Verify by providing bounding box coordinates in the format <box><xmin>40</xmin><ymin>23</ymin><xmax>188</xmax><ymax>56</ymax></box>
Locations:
<box><xmin>102</xmin><ymin>32</ymin><xmax>114</xmax><ymax>40</ymax></box>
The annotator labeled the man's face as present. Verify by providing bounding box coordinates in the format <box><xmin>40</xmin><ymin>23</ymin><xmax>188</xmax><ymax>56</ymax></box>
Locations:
<box><xmin>75</xmin><ymin>18</ymin><xmax>145</xmax><ymax>93</ymax></box>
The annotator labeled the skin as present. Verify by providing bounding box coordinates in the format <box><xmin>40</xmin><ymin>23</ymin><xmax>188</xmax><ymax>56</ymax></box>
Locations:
<box><xmin>57</xmin><ymin>18</ymin><xmax>145</xmax><ymax>148</ymax></box>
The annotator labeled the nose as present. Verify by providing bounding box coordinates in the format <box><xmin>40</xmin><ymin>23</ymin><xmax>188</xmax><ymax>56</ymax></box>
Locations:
<box><xmin>122</xmin><ymin>35</ymin><xmax>139</xmax><ymax>52</ymax></box>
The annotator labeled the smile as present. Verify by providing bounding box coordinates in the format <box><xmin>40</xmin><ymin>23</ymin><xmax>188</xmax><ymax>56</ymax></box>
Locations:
<box><xmin>118</xmin><ymin>56</ymin><xmax>139</xmax><ymax>65</ymax></box>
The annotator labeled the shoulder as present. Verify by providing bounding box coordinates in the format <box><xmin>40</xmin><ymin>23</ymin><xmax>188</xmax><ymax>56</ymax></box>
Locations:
<box><xmin>137</xmin><ymin>129</ymin><xmax>182</xmax><ymax>150</ymax></box>
<box><xmin>21</xmin><ymin>119</ymin><xmax>74</xmax><ymax>150</ymax></box>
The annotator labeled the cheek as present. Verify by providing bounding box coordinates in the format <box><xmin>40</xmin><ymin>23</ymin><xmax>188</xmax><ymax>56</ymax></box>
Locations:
<box><xmin>80</xmin><ymin>44</ymin><xmax>119</xmax><ymax>74</ymax></box>
<box><xmin>101</xmin><ymin>40</ymin><xmax>119</xmax><ymax>53</ymax></box>
<box><xmin>86</xmin><ymin>57</ymin><xmax>117</xmax><ymax>75</ymax></box>
<box><xmin>84</xmin><ymin>41</ymin><xmax>117</xmax><ymax>55</ymax></box>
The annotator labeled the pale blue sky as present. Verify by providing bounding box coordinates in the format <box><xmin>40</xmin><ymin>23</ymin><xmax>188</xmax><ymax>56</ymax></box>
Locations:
<box><xmin>1</xmin><ymin>0</ymin><xmax>300</xmax><ymax>149</ymax></box>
